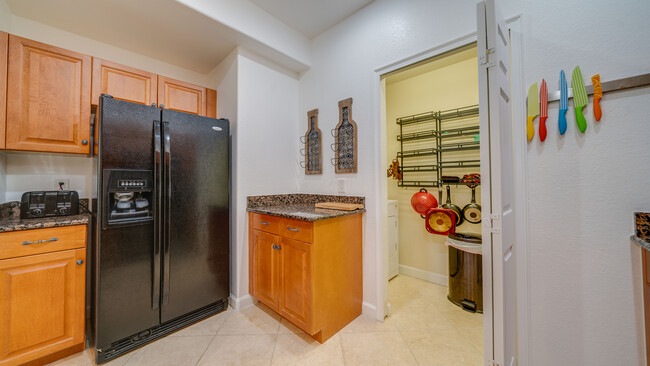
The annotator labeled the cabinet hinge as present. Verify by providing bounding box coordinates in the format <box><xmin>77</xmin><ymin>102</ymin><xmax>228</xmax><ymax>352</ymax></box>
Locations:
<box><xmin>480</xmin><ymin>47</ymin><xmax>495</xmax><ymax>68</ymax></box>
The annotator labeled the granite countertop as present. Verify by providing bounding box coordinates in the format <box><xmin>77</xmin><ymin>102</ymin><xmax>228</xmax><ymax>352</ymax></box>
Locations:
<box><xmin>631</xmin><ymin>235</ymin><xmax>650</xmax><ymax>251</ymax></box>
<box><xmin>247</xmin><ymin>194</ymin><xmax>365</xmax><ymax>222</ymax></box>
<box><xmin>0</xmin><ymin>200</ymin><xmax>91</xmax><ymax>233</ymax></box>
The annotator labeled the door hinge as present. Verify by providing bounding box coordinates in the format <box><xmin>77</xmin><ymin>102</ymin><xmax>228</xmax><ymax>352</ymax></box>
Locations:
<box><xmin>484</xmin><ymin>214</ymin><xmax>501</xmax><ymax>234</ymax></box>
<box><xmin>480</xmin><ymin>47</ymin><xmax>495</xmax><ymax>68</ymax></box>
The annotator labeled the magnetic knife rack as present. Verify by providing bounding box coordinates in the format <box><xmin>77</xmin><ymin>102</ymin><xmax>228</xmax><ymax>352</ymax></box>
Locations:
<box><xmin>396</xmin><ymin>105</ymin><xmax>480</xmax><ymax>188</ymax></box>
<box><xmin>540</xmin><ymin>72</ymin><xmax>650</xmax><ymax>102</ymax></box>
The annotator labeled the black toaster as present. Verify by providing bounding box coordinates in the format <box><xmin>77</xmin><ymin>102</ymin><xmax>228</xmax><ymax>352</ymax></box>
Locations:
<box><xmin>20</xmin><ymin>191</ymin><xmax>80</xmax><ymax>219</ymax></box>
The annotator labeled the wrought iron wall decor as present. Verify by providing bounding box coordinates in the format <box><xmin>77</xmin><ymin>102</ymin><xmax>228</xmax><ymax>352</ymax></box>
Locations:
<box><xmin>331</xmin><ymin>98</ymin><xmax>358</xmax><ymax>173</ymax></box>
<box><xmin>300</xmin><ymin>108</ymin><xmax>322</xmax><ymax>175</ymax></box>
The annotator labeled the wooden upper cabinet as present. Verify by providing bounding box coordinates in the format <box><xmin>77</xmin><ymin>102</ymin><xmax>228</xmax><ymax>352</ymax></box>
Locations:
<box><xmin>0</xmin><ymin>32</ymin><xmax>7</xmax><ymax>150</ymax></box>
<box><xmin>158</xmin><ymin>75</ymin><xmax>207</xmax><ymax>116</ymax></box>
<box><xmin>6</xmin><ymin>35</ymin><xmax>91</xmax><ymax>154</ymax></box>
<box><xmin>92</xmin><ymin>58</ymin><xmax>157</xmax><ymax>106</ymax></box>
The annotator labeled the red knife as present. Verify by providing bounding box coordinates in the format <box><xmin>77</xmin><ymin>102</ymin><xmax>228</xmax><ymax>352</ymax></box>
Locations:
<box><xmin>539</xmin><ymin>79</ymin><xmax>548</xmax><ymax>141</ymax></box>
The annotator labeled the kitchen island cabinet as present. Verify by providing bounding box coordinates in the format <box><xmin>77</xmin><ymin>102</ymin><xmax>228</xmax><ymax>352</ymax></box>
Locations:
<box><xmin>249</xmin><ymin>211</ymin><xmax>362</xmax><ymax>343</ymax></box>
<box><xmin>0</xmin><ymin>225</ymin><xmax>87</xmax><ymax>366</ymax></box>
<box><xmin>6</xmin><ymin>35</ymin><xmax>92</xmax><ymax>154</ymax></box>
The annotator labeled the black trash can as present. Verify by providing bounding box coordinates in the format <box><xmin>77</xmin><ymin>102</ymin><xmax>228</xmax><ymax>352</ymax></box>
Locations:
<box><xmin>446</xmin><ymin>232</ymin><xmax>482</xmax><ymax>313</ymax></box>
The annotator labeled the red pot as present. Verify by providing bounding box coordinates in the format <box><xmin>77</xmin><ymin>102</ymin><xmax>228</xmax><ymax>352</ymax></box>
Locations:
<box><xmin>410</xmin><ymin>188</ymin><xmax>438</xmax><ymax>216</ymax></box>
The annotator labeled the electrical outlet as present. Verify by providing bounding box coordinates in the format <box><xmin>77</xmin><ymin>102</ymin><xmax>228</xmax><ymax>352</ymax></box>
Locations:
<box><xmin>337</xmin><ymin>179</ymin><xmax>346</xmax><ymax>194</ymax></box>
<box><xmin>53</xmin><ymin>178</ymin><xmax>70</xmax><ymax>191</ymax></box>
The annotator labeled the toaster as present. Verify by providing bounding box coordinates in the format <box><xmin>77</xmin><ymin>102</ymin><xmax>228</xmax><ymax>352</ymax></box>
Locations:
<box><xmin>20</xmin><ymin>191</ymin><xmax>80</xmax><ymax>219</ymax></box>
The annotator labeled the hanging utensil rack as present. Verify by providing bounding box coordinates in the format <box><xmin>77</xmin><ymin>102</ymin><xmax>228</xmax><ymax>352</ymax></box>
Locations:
<box><xmin>396</xmin><ymin>105</ymin><xmax>480</xmax><ymax>188</ymax></box>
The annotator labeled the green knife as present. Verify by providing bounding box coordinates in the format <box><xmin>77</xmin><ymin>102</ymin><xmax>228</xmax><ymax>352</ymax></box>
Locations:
<box><xmin>572</xmin><ymin>66</ymin><xmax>589</xmax><ymax>133</ymax></box>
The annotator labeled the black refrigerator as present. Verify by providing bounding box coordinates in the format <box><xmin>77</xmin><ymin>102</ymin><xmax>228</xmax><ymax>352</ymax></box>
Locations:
<box><xmin>91</xmin><ymin>95</ymin><xmax>230</xmax><ymax>363</ymax></box>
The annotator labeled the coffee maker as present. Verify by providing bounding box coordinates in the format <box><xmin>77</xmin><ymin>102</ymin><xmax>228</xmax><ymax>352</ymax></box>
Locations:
<box><xmin>102</xmin><ymin>169</ymin><xmax>153</xmax><ymax>228</ymax></box>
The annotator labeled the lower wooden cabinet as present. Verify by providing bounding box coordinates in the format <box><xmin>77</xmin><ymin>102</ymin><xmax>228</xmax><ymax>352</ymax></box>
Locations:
<box><xmin>249</xmin><ymin>212</ymin><xmax>362</xmax><ymax>342</ymax></box>
<box><xmin>0</xmin><ymin>225</ymin><xmax>87</xmax><ymax>366</ymax></box>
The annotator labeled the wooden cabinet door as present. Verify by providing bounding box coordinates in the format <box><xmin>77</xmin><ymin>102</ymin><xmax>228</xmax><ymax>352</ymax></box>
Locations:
<box><xmin>279</xmin><ymin>237</ymin><xmax>313</xmax><ymax>333</ymax></box>
<box><xmin>158</xmin><ymin>76</ymin><xmax>206</xmax><ymax>116</ymax></box>
<box><xmin>92</xmin><ymin>58</ymin><xmax>157</xmax><ymax>106</ymax></box>
<box><xmin>6</xmin><ymin>35</ymin><xmax>91</xmax><ymax>154</ymax></box>
<box><xmin>251</xmin><ymin>230</ymin><xmax>280</xmax><ymax>312</ymax></box>
<box><xmin>0</xmin><ymin>32</ymin><xmax>7</xmax><ymax>150</ymax></box>
<box><xmin>0</xmin><ymin>248</ymin><xmax>86</xmax><ymax>366</ymax></box>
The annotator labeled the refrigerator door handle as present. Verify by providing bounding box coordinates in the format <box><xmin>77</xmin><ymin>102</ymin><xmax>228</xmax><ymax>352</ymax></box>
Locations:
<box><xmin>152</xmin><ymin>121</ymin><xmax>162</xmax><ymax>310</ymax></box>
<box><xmin>162</xmin><ymin>121</ymin><xmax>171</xmax><ymax>306</ymax></box>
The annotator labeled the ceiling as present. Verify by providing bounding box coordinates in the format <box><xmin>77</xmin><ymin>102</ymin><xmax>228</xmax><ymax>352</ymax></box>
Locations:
<box><xmin>5</xmin><ymin>0</ymin><xmax>374</xmax><ymax>74</ymax></box>
<box><xmin>249</xmin><ymin>0</ymin><xmax>374</xmax><ymax>39</ymax></box>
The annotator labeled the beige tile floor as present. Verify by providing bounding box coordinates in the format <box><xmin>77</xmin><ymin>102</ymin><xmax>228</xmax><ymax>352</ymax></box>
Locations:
<box><xmin>50</xmin><ymin>274</ymin><xmax>483</xmax><ymax>366</ymax></box>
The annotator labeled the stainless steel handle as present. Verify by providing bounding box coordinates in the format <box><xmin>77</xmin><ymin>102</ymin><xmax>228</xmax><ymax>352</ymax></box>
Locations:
<box><xmin>88</xmin><ymin>111</ymin><xmax>95</xmax><ymax>157</ymax></box>
<box><xmin>260</xmin><ymin>221</ymin><xmax>270</xmax><ymax>225</ymax></box>
<box><xmin>162</xmin><ymin>121</ymin><xmax>171</xmax><ymax>306</ymax></box>
<box><xmin>287</xmin><ymin>227</ymin><xmax>299</xmax><ymax>232</ymax></box>
<box><xmin>152</xmin><ymin>120</ymin><xmax>162</xmax><ymax>310</ymax></box>
<box><xmin>22</xmin><ymin>237</ymin><xmax>58</xmax><ymax>245</ymax></box>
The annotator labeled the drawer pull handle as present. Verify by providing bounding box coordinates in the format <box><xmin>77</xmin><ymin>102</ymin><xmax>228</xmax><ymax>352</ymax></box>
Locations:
<box><xmin>22</xmin><ymin>237</ymin><xmax>58</xmax><ymax>245</ymax></box>
<box><xmin>287</xmin><ymin>227</ymin><xmax>299</xmax><ymax>232</ymax></box>
<box><xmin>260</xmin><ymin>221</ymin><xmax>270</xmax><ymax>225</ymax></box>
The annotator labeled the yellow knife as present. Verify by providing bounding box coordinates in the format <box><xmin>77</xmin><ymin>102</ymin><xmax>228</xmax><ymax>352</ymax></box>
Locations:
<box><xmin>527</xmin><ymin>83</ymin><xmax>539</xmax><ymax>141</ymax></box>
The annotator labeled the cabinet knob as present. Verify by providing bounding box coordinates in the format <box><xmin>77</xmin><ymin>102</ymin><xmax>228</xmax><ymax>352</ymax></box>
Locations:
<box><xmin>276</xmin><ymin>245</ymin><xmax>281</xmax><ymax>250</ymax></box>
<box><xmin>76</xmin><ymin>260</ymin><xmax>84</xmax><ymax>265</ymax></box>
<box><xmin>152</xmin><ymin>103</ymin><xmax>157</xmax><ymax>107</ymax></box>
<box><xmin>159</xmin><ymin>104</ymin><xmax>165</xmax><ymax>109</ymax></box>
<box><xmin>82</xmin><ymin>140</ymin><xmax>88</xmax><ymax>145</ymax></box>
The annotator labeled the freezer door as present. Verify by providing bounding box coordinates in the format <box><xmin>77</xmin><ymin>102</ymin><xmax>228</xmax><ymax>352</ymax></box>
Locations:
<box><xmin>160</xmin><ymin>109</ymin><xmax>230</xmax><ymax>323</ymax></box>
<box><xmin>96</xmin><ymin>96</ymin><xmax>161</xmax><ymax>349</ymax></box>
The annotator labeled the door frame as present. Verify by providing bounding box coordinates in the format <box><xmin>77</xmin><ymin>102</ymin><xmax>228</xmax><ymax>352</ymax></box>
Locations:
<box><xmin>372</xmin><ymin>15</ymin><xmax>528</xmax><ymax>365</ymax></box>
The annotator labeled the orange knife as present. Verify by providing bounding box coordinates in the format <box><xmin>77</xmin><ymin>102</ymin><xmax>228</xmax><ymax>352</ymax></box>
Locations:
<box><xmin>592</xmin><ymin>74</ymin><xmax>602</xmax><ymax>121</ymax></box>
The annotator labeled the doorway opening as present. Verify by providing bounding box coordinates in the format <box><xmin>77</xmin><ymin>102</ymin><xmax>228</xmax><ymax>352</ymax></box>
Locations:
<box><xmin>381</xmin><ymin>42</ymin><xmax>484</xmax><ymax>363</ymax></box>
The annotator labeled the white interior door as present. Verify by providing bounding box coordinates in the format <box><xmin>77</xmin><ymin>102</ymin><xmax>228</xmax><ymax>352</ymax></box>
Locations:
<box><xmin>477</xmin><ymin>0</ymin><xmax>516</xmax><ymax>365</ymax></box>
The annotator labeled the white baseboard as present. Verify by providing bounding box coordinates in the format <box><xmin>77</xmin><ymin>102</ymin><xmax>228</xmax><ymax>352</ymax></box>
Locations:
<box><xmin>362</xmin><ymin>301</ymin><xmax>378</xmax><ymax>320</ymax></box>
<box><xmin>399</xmin><ymin>264</ymin><xmax>448</xmax><ymax>287</ymax></box>
<box><xmin>228</xmin><ymin>294</ymin><xmax>256</xmax><ymax>310</ymax></box>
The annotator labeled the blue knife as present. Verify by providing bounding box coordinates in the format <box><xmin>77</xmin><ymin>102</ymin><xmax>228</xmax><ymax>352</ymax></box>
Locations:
<box><xmin>559</xmin><ymin>70</ymin><xmax>568</xmax><ymax>135</ymax></box>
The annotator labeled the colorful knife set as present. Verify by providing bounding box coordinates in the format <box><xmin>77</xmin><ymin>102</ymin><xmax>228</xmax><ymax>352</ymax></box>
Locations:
<box><xmin>527</xmin><ymin>67</ymin><xmax>602</xmax><ymax>141</ymax></box>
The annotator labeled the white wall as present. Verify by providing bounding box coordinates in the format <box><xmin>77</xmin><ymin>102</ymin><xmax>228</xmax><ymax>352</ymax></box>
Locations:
<box><xmin>506</xmin><ymin>1</ymin><xmax>650</xmax><ymax>364</ymax></box>
<box><xmin>299</xmin><ymin>0</ymin><xmax>650</xmax><ymax>364</ymax></box>
<box><xmin>386</xmin><ymin>54</ymin><xmax>479</xmax><ymax>283</ymax></box>
<box><xmin>298</xmin><ymin>0</ymin><xmax>479</xmax><ymax>319</ymax></box>
<box><xmin>0</xmin><ymin>153</ymin><xmax>6</xmax><ymax>202</ymax></box>
<box><xmin>231</xmin><ymin>48</ymin><xmax>300</xmax><ymax>306</ymax></box>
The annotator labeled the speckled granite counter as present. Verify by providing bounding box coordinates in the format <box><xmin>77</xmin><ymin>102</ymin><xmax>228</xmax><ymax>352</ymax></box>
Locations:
<box><xmin>247</xmin><ymin>194</ymin><xmax>365</xmax><ymax>221</ymax></box>
<box><xmin>0</xmin><ymin>200</ymin><xmax>91</xmax><ymax>233</ymax></box>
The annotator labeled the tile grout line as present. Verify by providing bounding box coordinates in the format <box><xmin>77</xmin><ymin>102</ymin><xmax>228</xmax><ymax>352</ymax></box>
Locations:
<box><xmin>267</xmin><ymin>317</ymin><xmax>282</xmax><ymax>366</ymax></box>
<box><xmin>194</xmin><ymin>309</ymin><xmax>232</xmax><ymax>366</ymax></box>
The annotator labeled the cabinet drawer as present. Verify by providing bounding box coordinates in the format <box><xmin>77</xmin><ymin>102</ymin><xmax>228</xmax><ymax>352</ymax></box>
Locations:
<box><xmin>253</xmin><ymin>213</ymin><xmax>281</xmax><ymax>235</ymax></box>
<box><xmin>0</xmin><ymin>225</ymin><xmax>87</xmax><ymax>260</ymax></box>
<box><xmin>281</xmin><ymin>218</ymin><xmax>313</xmax><ymax>243</ymax></box>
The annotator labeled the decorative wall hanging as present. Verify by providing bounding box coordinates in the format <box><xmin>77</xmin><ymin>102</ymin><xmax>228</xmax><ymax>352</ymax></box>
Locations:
<box><xmin>331</xmin><ymin>97</ymin><xmax>358</xmax><ymax>173</ymax></box>
<box><xmin>300</xmin><ymin>108</ymin><xmax>322</xmax><ymax>175</ymax></box>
